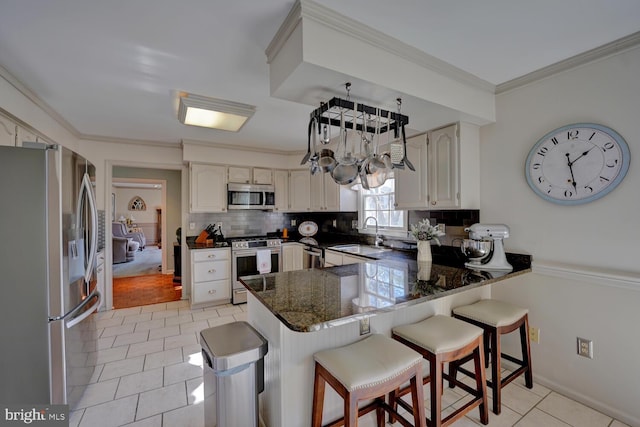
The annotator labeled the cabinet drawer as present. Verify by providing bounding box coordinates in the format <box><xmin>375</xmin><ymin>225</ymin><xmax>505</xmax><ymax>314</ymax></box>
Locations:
<box><xmin>193</xmin><ymin>260</ymin><xmax>230</xmax><ymax>283</ymax></box>
<box><xmin>193</xmin><ymin>280</ymin><xmax>230</xmax><ymax>304</ymax></box>
<box><xmin>192</xmin><ymin>248</ymin><xmax>230</xmax><ymax>262</ymax></box>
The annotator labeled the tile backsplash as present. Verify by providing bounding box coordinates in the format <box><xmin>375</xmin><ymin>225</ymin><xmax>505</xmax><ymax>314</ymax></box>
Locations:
<box><xmin>187</xmin><ymin>209</ymin><xmax>478</xmax><ymax>244</ymax></box>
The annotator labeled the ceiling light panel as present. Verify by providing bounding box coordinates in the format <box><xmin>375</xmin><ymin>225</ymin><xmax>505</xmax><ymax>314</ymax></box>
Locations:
<box><xmin>178</xmin><ymin>93</ymin><xmax>255</xmax><ymax>132</ymax></box>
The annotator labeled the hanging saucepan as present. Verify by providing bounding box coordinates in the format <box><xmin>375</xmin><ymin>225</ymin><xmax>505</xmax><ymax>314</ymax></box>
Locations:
<box><xmin>331</xmin><ymin>103</ymin><xmax>359</xmax><ymax>185</ymax></box>
<box><xmin>317</xmin><ymin>112</ymin><xmax>336</xmax><ymax>172</ymax></box>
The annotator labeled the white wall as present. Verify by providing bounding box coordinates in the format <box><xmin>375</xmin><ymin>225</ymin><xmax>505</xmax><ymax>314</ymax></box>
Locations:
<box><xmin>481</xmin><ymin>46</ymin><xmax>640</xmax><ymax>425</ymax></box>
<box><xmin>113</xmin><ymin>187</ymin><xmax>162</xmax><ymax>224</ymax></box>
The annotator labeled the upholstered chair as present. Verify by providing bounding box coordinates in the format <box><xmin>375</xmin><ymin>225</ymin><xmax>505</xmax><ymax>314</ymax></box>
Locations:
<box><xmin>112</xmin><ymin>222</ymin><xmax>146</xmax><ymax>250</ymax></box>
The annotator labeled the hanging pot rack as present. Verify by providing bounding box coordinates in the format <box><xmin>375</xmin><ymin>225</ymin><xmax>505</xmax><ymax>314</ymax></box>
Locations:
<box><xmin>310</xmin><ymin>96</ymin><xmax>409</xmax><ymax>137</ymax></box>
<box><xmin>302</xmin><ymin>84</ymin><xmax>415</xmax><ymax>188</ymax></box>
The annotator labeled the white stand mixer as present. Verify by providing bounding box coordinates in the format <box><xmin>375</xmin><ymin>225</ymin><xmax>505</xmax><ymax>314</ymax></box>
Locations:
<box><xmin>462</xmin><ymin>224</ymin><xmax>513</xmax><ymax>271</ymax></box>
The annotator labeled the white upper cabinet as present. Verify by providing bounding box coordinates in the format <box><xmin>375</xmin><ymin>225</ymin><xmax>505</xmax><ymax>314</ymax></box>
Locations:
<box><xmin>273</xmin><ymin>169</ymin><xmax>289</xmax><ymax>212</ymax></box>
<box><xmin>428</xmin><ymin>123</ymin><xmax>459</xmax><ymax>208</ymax></box>
<box><xmin>311</xmin><ymin>172</ymin><xmax>356</xmax><ymax>212</ymax></box>
<box><xmin>394</xmin><ymin>122</ymin><xmax>479</xmax><ymax>210</ymax></box>
<box><xmin>228</xmin><ymin>166</ymin><xmax>251</xmax><ymax>184</ymax></box>
<box><xmin>190</xmin><ymin>163</ymin><xmax>227</xmax><ymax>213</ymax></box>
<box><xmin>228</xmin><ymin>166</ymin><xmax>273</xmax><ymax>185</ymax></box>
<box><xmin>0</xmin><ymin>115</ymin><xmax>16</xmax><ymax>147</ymax></box>
<box><xmin>289</xmin><ymin>169</ymin><xmax>311</xmax><ymax>211</ymax></box>
<box><xmin>394</xmin><ymin>133</ymin><xmax>429</xmax><ymax>209</ymax></box>
<box><xmin>253</xmin><ymin>168</ymin><xmax>273</xmax><ymax>185</ymax></box>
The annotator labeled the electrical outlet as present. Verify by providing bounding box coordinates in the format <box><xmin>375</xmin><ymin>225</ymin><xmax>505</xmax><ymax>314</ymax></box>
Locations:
<box><xmin>437</xmin><ymin>223</ymin><xmax>446</xmax><ymax>233</ymax></box>
<box><xmin>529</xmin><ymin>327</ymin><xmax>540</xmax><ymax>343</ymax></box>
<box><xmin>577</xmin><ymin>337</ymin><xmax>593</xmax><ymax>358</ymax></box>
<box><xmin>291</xmin><ymin>219</ymin><xmax>297</xmax><ymax>226</ymax></box>
<box><xmin>332</xmin><ymin>219</ymin><xmax>337</xmax><ymax>227</ymax></box>
<box><xmin>359</xmin><ymin>317</ymin><xmax>370</xmax><ymax>335</ymax></box>
<box><xmin>352</xmin><ymin>220</ymin><xmax>358</xmax><ymax>229</ymax></box>
<box><xmin>189</xmin><ymin>222</ymin><xmax>196</xmax><ymax>230</ymax></box>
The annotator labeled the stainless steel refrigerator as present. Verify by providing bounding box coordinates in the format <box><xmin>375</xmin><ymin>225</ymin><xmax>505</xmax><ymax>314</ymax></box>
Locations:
<box><xmin>0</xmin><ymin>144</ymin><xmax>101</xmax><ymax>408</ymax></box>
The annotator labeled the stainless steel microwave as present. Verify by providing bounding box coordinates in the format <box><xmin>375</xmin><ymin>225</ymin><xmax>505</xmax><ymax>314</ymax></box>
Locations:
<box><xmin>227</xmin><ymin>183</ymin><xmax>275</xmax><ymax>210</ymax></box>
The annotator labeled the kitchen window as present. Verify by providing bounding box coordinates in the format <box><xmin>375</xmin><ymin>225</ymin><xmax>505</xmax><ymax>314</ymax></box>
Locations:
<box><xmin>359</xmin><ymin>178</ymin><xmax>407</xmax><ymax>237</ymax></box>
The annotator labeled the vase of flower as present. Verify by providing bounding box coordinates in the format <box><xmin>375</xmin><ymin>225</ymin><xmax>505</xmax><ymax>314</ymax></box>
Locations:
<box><xmin>417</xmin><ymin>260</ymin><xmax>432</xmax><ymax>280</ymax></box>
<box><xmin>417</xmin><ymin>241</ymin><xmax>432</xmax><ymax>262</ymax></box>
<box><xmin>410</xmin><ymin>218</ymin><xmax>445</xmax><ymax>262</ymax></box>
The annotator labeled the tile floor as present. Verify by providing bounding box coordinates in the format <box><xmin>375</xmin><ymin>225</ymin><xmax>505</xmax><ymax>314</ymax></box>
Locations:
<box><xmin>71</xmin><ymin>301</ymin><xmax>630</xmax><ymax>427</ymax></box>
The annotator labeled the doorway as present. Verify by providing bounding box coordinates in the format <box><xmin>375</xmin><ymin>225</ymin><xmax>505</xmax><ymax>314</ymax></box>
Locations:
<box><xmin>110</xmin><ymin>166</ymin><xmax>182</xmax><ymax>309</ymax></box>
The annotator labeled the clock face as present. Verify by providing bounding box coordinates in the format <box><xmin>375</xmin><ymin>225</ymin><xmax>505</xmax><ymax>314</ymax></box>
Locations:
<box><xmin>525</xmin><ymin>123</ymin><xmax>630</xmax><ymax>205</ymax></box>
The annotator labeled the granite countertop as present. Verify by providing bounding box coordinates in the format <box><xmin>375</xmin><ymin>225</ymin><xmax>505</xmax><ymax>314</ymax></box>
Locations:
<box><xmin>240</xmin><ymin>248</ymin><xmax>532</xmax><ymax>332</ymax></box>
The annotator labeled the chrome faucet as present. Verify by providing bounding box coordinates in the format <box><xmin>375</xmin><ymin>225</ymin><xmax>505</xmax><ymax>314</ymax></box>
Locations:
<box><xmin>364</xmin><ymin>216</ymin><xmax>383</xmax><ymax>247</ymax></box>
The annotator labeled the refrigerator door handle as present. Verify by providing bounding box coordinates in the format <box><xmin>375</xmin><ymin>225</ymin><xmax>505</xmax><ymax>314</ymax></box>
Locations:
<box><xmin>65</xmin><ymin>291</ymin><xmax>101</xmax><ymax>329</ymax></box>
<box><xmin>77</xmin><ymin>173</ymin><xmax>98</xmax><ymax>286</ymax></box>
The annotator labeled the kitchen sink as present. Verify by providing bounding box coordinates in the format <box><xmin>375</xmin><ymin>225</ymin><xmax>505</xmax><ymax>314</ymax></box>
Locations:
<box><xmin>329</xmin><ymin>244</ymin><xmax>392</xmax><ymax>256</ymax></box>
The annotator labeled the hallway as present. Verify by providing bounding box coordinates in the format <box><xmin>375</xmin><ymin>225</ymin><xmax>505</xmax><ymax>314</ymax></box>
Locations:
<box><xmin>113</xmin><ymin>274</ymin><xmax>181</xmax><ymax>309</ymax></box>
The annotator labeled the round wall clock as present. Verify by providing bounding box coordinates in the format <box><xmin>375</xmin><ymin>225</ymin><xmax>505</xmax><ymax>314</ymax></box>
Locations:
<box><xmin>525</xmin><ymin>123</ymin><xmax>630</xmax><ymax>205</ymax></box>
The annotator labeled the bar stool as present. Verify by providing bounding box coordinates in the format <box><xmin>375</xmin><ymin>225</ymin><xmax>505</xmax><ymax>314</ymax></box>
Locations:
<box><xmin>392</xmin><ymin>315</ymin><xmax>489</xmax><ymax>427</ymax></box>
<box><xmin>451</xmin><ymin>299</ymin><xmax>533</xmax><ymax>415</ymax></box>
<box><xmin>311</xmin><ymin>334</ymin><xmax>426</xmax><ymax>427</ymax></box>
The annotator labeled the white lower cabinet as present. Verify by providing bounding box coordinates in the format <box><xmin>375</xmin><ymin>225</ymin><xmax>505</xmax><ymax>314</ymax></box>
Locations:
<box><xmin>324</xmin><ymin>249</ymin><xmax>367</xmax><ymax>267</ymax></box>
<box><xmin>282</xmin><ymin>243</ymin><xmax>304</xmax><ymax>272</ymax></box>
<box><xmin>190</xmin><ymin>247</ymin><xmax>231</xmax><ymax>307</ymax></box>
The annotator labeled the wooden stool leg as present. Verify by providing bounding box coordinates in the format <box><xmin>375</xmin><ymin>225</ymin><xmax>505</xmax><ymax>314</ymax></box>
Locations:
<box><xmin>521</xmin><ymin>315</ymin><xmax>533</xmax><ymax>388</ymax></box>
<box><xmin>312</xmin><ymin>364</ymin><xmax>326</xmax><ymax>427</ymax></box>
<box><xmin>491</xmin><ymin>327</ymin><xmax>501</xmax><ymax>415</ymax></box>
<box><xmin>483</xmin><ymin>330</ymin><xmax>491</xmax><ymax>368</ymax></box>
<box><xmin>430</xmin><ymin>354</ymin><xmax>443</xmax><ymax>427</ymax></box>
<box><xmin>346</xmin><ymin>391</ymin><xmax>357</xmax><ymax>427</ymax></box>
<box><xmin>375</xmin><ymin>397</ymin><xmax>385</xmax><ymax>427</ymax></box>
<box><xmin>410</xmin><ymin>367</ymin><xmax>426</xmax><ymax>427</ymax></box>
<box><xmin>474</xmin><ymin>340</ymin><xmax>489</xmax><ymax>425</ymax></box>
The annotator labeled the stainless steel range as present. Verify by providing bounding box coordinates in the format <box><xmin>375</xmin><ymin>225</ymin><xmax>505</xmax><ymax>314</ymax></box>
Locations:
<box><xmin>231</xmin><ymin>236</ymin><xmax>282</xmax><ymax>304</ymax></box>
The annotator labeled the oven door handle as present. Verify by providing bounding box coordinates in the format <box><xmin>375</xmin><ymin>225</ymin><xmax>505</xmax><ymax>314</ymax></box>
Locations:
<box><xmin>233</xmin><ymin>248</ymin><xmax>281</xmax><ymax>257</ymax></box>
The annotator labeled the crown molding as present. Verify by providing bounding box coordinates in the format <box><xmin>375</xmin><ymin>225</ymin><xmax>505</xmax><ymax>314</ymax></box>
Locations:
<box><xmin>80</xmin><ymin>134</ymin><xmax>182</xmax><ymax>148</ymax></box>
<box><xmin>497</xmin><ymin>31</ymin><xmax>640</xmax><ymax>94</ymax></box>
<box><xmin>181</xmin><ymin>138</ymin><xmax>303</xmax><ymax>156</ymax></box>
<box><xmin>0</xmin><ymin>63</ymin><xmax>80</xmax><ymax>139</ymax></box>
<box><xmin>267</xmin><ymin>0</ymin><xmax>495</xmax><ymax>94</ymax></box>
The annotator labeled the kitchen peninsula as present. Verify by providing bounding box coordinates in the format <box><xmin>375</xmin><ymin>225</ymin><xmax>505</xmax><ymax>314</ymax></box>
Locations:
<box><xmin>241</xmin><ymin>249</ymin><xmax>531</xmax><ymax>426</ymax></box>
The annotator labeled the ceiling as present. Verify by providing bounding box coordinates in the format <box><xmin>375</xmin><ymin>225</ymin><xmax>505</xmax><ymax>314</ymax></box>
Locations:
<box><xmin>1</xmin><ymin>0</ymin><xmax>639</xmax><ymax>151</ymax></box>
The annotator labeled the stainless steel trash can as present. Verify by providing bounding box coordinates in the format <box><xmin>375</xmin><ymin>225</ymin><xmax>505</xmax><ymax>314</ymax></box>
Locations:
<box><xmin>200</xmin><ymin>321</ymin><xmax>268</xmax><ymax>427</ymax></box>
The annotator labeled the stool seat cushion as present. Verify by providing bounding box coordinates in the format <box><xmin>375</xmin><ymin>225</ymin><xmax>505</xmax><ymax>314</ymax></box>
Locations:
<box><xmin>453</xmin><ymin>300</ymin><xmax>528</xmax><ymax>327</ymax></box>
<box><xmin>392</xmin><ymin>315</ymin><xmax>482</xmax><ymax>354</ymax></box>
<box><xmin>313</xmin><ymin>334</ymin><xmax>422</xmax><ymax>392</ymax></box>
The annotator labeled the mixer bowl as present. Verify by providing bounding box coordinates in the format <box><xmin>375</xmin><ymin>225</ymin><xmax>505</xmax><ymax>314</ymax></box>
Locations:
<box><xmin>461</xmin><ymin>239</ymin><xmax>492</xmax><ymax>263</ymax></box>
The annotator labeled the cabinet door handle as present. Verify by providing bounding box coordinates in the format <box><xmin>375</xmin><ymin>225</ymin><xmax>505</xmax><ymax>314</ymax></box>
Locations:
<box><xmin>431</xmin><ymin>201</ymin><xmax>437</xmax><ymax>205</ymax></box>
<box><xmin>208</xmin><ymin>289</ymin><xmax>217</xmax><ymax>294</ymax></box>
<box><xmin>208</xmin><ymin>269</ymin><xmax>216</xmax><ymax>273</ymax></box>
<box><xmin>208</xmin><ymin>254</ymin><xmax>216</xmax><ymax>258</ymax></box>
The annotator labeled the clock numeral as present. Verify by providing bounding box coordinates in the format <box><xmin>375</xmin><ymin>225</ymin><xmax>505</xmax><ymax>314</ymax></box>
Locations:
<box><xmin>537</xmin><ymin>176</ymin><xmax>544</xmax><ymax>184</ymax></box>
<box><xmin>602</xmin><ymin>142</ymin><xmax>615</xmax><ymax>151</ymax></box>
<box><xmin>599</xmin><ymin>176</ymin><xmax>610</xmax><ymax>183</ymax></box>
<box><xmin>532</xmin><ymin>163</ymin><xmax>542</xmax><ymax>170</ymax></box>
<box><xmin>564</xmin><ymin>190</ymin><xmax>574</xmax><ymax>198</ymax></box>
<box><xmin>584</xmin><ymin>186</ymin><xmax>594</xmax><ymax>193</ymax></box>
<box><xmin>547</xmin><ymin>185</ymin><xmax>553</xmax><ymax>194</ymax></box>
<box><xmin>537</xmin><ymin>147</ymin><xmax>548</xmax><ymax>157</ymax></box>
<box><xmin>589</xmin><ymin>132</ymin><xmax>596</xmax><ymax>141</ymax></box>
<box><xmin>606</xmin><ymin>159</ymin><xmax>618</xmax><ymax>168</ymax></box>
<box><xmin>551</xmin><ymin>137</ymin><xmax>559</xmax><ymax>145</ymax></box>
<box><xmin>567</xmin><ymin>130</ymin><xmax>579</xmax><ymax>140</ymax></box>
